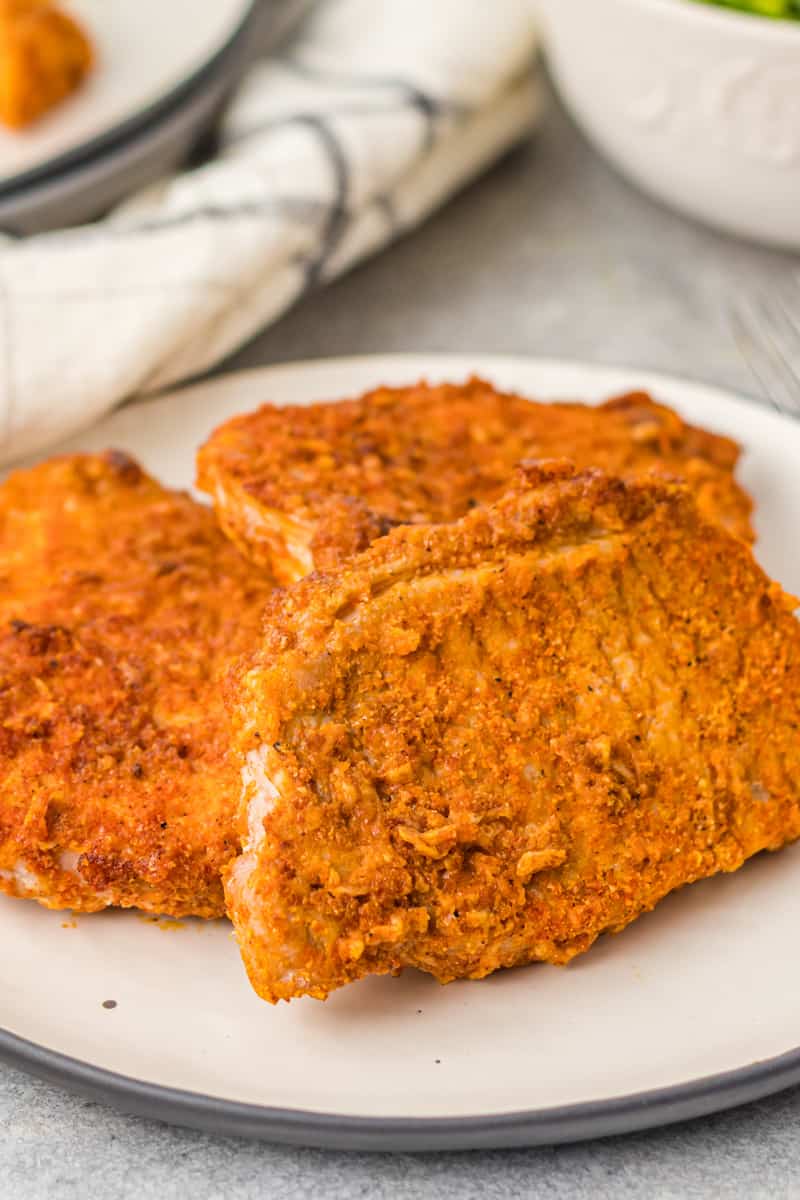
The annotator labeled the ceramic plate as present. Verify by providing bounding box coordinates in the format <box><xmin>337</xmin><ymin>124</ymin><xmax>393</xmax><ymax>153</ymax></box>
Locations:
<box><xmin>0</xmin><ymin>0</ymin><xmax>254</xmax><ymax>193</ymax></box>
<box><xmin>2</xmin><ymin>355</ymin><xmax>800</xmax><ymax>1153</ymax></box>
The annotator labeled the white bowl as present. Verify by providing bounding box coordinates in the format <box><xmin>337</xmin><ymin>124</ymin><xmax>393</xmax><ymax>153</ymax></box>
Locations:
<box><xmin>538</xmin><ymin>0</ymin><xmax>800</xmax><ymax>248</ymax></box>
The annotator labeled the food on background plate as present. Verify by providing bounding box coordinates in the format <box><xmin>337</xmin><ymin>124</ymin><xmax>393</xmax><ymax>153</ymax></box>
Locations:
<box><xmin>226</xmin><ymin>461</ymin><xmax>800</xmax><ymax>1003</ymax></box>
<box><xmin>0</xmin><ymin>452</ymin><xmax>276</xmax><ymax>918</ymax></box>
<box><xmin>197</xmin><ymin>378</ymin><xmax>753</xmax><ymax>585</ymax></box>
<box><xmin>0</xmin><ymin>0</ymin><xmax>92</xmax><ymax>129</ymax></box>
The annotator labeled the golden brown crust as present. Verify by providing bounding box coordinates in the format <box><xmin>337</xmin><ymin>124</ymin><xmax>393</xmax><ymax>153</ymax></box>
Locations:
<box><xmin>0</xmin><ymin>0</ymin><xmax>92</xmax><ymax>129</ymax></box>
<box><xmin>197</xmin><ymin>378</ymin><xmax>753</xmax><ymax>583</ymax></box>
<box><xmin>0</xmin><ymin>452</ymin><xmax>276</xmax><ymax>917</ymax></box>
<box><xmin>225</xmin><ymin>462</ymin><xmax>800</xmax><ymax>1002</ymax></box>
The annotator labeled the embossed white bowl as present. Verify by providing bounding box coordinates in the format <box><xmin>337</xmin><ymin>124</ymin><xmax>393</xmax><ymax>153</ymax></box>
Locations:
<box><xmin>538</xmin><ymin>0</ymin><xmax>800</xmax><ymax>247</ymax></box>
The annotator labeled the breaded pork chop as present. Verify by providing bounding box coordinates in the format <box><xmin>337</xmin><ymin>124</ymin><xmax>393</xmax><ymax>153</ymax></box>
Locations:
<box><xmin>0</xmin><ymin>452</ymin><xmax>276</xmax><ymax>917</ymax></box>
<box><xmin>226</xmin><ymin>462</ymin><xmax>800</xmax><ymax>1003</ymax></box>
<box><xmin>197</xmin><ymin>378</ymin><xmax>753</xmax><ymax>584</ymax></box>
<box><xmin>0</xmin><ymin>0</ymin><xmax>93</xmax><ymax>128</ymax></box>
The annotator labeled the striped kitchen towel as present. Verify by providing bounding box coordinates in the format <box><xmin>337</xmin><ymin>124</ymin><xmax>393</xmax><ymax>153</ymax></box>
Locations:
<box><xmin>0</xmin><ymin>0</ymin><xmax>541</xmax><ymax>463</ymax></box>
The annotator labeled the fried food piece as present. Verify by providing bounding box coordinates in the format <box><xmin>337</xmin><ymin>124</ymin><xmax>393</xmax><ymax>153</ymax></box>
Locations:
<box><xmin>197</xmin><ymin>378</ymin><xmax>753</xmax><ymax>584</ymax></box>
<box><xmin>0</xmin><ymin>0</ymin><xmax>92</xmax><ymax>129</ymax></box>
<box><xmin>0</xmin><ymin>452</ymin><xmax>276</xmax><ymax>917</ymax></box>
<box><xmin>226</xmin><ymin>461</ymin><xmax>800</xmax><ymax>1002</ymax></box>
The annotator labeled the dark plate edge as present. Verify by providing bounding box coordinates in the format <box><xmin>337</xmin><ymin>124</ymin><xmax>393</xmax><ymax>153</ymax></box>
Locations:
<box><xmin>2</xmin><ymin>1024</ymin><xmax>800</xmax><ymax>1152</ymax></box>
<box><xmin>0</xmin><ymin>0</ymin><xmax>260</xmax><ymax>199</ymax></box>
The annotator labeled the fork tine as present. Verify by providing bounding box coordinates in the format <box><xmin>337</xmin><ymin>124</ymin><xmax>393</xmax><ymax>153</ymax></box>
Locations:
<box><xmin>728</xmin><ymin>300</ymin><xmax>789</xmax><ymax>414</ymax></box>
<box><xmin>771</xmin><ymin>286</ymin><xmax>800</xmax><ymax>369</ymax></box>
<box><xmin>728</xmin><ymin>290</ymin><xmax>800</xmax><ymax>418</ymax></box>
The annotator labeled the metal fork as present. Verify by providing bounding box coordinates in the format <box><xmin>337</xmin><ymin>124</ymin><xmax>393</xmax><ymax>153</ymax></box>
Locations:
<box><xmin>728</xmin><ymin>275</ymin><xmax>800</xmax><ymax>418</ymax></box>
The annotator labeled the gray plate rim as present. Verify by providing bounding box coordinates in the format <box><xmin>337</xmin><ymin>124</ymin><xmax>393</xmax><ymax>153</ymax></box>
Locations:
<box><xmin>2</xmin><ymin>1007</ymin><xmax>800</xmax><ymax>1150</ymax></box>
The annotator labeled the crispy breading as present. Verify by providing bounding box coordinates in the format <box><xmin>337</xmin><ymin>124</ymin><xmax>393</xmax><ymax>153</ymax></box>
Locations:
<box><xmin>0</xmin><ymin>452</ymin><xmax>276</xmax><ymax>917</ymax></box>
<box><xmin>0</xmin><ymin>0</ymin><xmax>92</xmax><ymax>129</ymax></box>
<box><xmin>225</xmin><ymin>461</ymin><xmax>800</xmax><ymax>1003</ymax></box>
<box><xmin>197</xmin><ymin>378</ymin><xmax>753</xmax><ymax>584</ymax></box>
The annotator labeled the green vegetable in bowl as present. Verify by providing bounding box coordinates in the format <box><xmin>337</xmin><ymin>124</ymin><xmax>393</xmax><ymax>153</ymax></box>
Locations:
<box><xmin>691</xmin><ymin>0</ymin><xmax>800</xmax><ymax>18</ymax></box>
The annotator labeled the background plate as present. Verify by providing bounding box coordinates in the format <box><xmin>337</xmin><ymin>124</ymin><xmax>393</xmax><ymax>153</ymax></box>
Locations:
<box><xmin>0</xmin><ymin>0</ymin><xmax>253</xmax><ymax>193</ymax></box>
<box><xmin>3</xmin><ymin>354</ymin><xmax>800</xmax><ymax>1152</ymax></box>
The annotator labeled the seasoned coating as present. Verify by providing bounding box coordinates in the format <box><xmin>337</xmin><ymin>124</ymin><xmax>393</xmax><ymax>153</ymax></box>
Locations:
<box><xmin>0</xmin><ymin>0</ymin><xmax>92</xmax><ymax>129</ymax></box>
<box><xmin>0</xmin><ymin>452</ymin><xmax>276</xmax><ymax>917</ymax></box>
<box><xmin>197</xmin><ymin>378</ymin><xmax>753</xmax><ymax>584</ymax></box>
<box><xmin>226</xmin><ymin>462</ymin><xmax>800</xmax><ymax>1003</ymax></box>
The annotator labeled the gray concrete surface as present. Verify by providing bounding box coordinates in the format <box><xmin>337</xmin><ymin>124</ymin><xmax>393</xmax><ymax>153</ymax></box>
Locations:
<box><xmin>3</xmin><ymin>82</ymin><xmax>800</xmax><ymax>1198</ymax></box>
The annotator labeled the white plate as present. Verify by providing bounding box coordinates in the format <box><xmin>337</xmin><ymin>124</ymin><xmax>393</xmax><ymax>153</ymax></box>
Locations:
<box><xmin>0</xmin><ymin>0</ymin><xmax>253</xmax><ymax>192</ymax></box>
<box><xmin>3</xmin><ymin>355</ymin><xmax>800</xmax><ymax>1152</ymax></box>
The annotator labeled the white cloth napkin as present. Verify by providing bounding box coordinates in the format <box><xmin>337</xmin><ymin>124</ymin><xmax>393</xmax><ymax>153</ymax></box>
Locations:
<box><xmin>0</xmin><ymin>0</ymin><xmax>541</xmax><ymax>464</ymax></box>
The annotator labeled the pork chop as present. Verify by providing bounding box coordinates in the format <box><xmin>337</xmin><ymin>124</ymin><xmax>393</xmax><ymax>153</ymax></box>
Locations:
<box><xmin>197</xmin><ymin>378</ymin><xmax>753</xmax><ymax>584</ymax></box>
<box><xmin>225</xmin><ymin>461</ymin><xmax>799</xmax><ymax>1002</ymax></box>
<box><xmin>0</xmin><ymin>0</ymin><xmax>93</xmax><ymax>128</ymax></box>
<box><xmin>0</xmin><ymin>452</ymin><xmax>276</xmax><ymax>917</ymax></box>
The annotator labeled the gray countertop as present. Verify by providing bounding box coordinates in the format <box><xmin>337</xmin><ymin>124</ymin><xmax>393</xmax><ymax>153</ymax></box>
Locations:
<box><xmin>3</xmin><ymin>81</ymin><xmax>800</xmax><ymax>1199</ymax></box>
